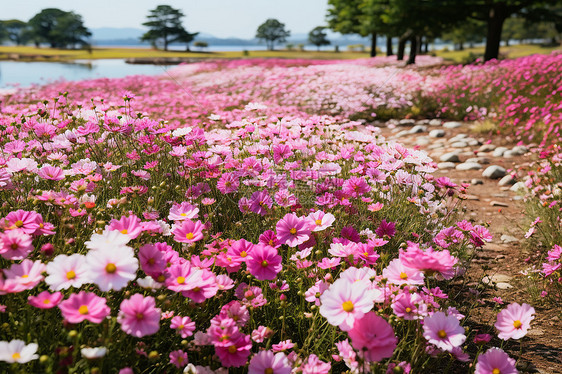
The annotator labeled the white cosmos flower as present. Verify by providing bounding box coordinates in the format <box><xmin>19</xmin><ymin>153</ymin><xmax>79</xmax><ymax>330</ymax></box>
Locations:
<box><xmin>0</xmin><ymin>340</ymin><xmax>39</xmax><ymax>363</ymax></box>
<box><xmin>85</xmin><ymin>229</ymin><xmax>130</xmax><ymax>251</ymax></box>
<box><xmin>81</xmin><ymin>347</ymin><xmax>107</xmax><ymax>359</ymax></box>
<box><xmin>45</xmin><ymin>254</ymin><xmax>90</xmax><ymax>291</ymax></box>
<box><xmin>86</xmin><ymin>246</ymin><xmax>138</xmax><ymax>292</ymax></box>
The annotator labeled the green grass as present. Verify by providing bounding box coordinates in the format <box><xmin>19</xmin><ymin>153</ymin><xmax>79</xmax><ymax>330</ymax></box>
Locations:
<box><xmin>434</xmin><ymin>43</ymin><xmax>561</xmax><ymax>63</ymax></box>
<box><xmin>0</xmin><ymin>45</ymin><xmax>370</xmax><ymax>61</ymax></box>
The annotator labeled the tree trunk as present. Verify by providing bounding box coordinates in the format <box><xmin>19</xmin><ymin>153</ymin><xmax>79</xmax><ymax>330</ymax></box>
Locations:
<box><xmin>484</xmin><ymin>4</ymin><xmax>508</xmax><ymax>61</ymax></box>
<box><xmin>386</xmin><ymin>36</ymin><xmax>393</xmax><ymax>56</ymax></box>
<box><xmin>423</xmin><ymin>39</ymin><xmax>429</xmax><ymax>53</ymax></box>
<box><xmin>459</xmin><ymin>41</ymin><xmax>464</xmax><ymax>51</ymax></box>
<box><xmin>407</xmin><ymin>35</ymin><xmax>417</xmax><ymax>65</ymax></box>
<box><xmin>370</xmin><ymin>31</ymin><xmax>377</xmax><ymax>57</ymax></box>
<box><xmin>397</xmin><ymin>38</ymin><xmax>406</xmax><ymax>60</ymax></box>
<box><xmin>417</xmin><ymin>36</ymin><xmax>422</xmax><ymax>54</ymax></box>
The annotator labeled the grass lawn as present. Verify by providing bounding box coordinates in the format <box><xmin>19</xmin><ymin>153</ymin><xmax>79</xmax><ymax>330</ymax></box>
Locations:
<box><xmin>0</xmin><ymin>45</ymin><xmax>370</xmax><ymax>61</ymax></box>
<box><xmin>434</xmin><ymin>43</ymin><xmax>561</xmax><ymax>63</ymax></box>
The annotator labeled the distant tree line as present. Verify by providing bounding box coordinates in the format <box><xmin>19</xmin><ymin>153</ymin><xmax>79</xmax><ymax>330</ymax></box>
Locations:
<box><xmin>327</xmin><ymin>0</ymin><xmax>562</xmax><ymax>63</ymax></box>
<box><xmin>0</xmin><ymin>8</ymin><xmax>91</xmax><ymax>49</ymax></box>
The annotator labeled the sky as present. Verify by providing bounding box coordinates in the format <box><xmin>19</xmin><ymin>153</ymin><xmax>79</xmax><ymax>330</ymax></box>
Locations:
<box><xmin>2</xmin><ymin>0</ymin><xmax>330</xmax><ymax>39</ymax></box>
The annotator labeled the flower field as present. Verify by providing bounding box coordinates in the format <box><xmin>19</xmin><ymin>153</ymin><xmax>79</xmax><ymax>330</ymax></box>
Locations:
<box><xmin>0</xmin><ymin>53</ymin><xmax>560</xmax><ymax>373</ymax></box>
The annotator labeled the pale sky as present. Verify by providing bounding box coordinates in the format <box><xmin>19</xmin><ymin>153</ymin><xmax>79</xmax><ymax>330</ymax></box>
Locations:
<box><xmin>2</xmin><ymin>0</ymin><xmax>330</xmax><ymax>38</ymax></box>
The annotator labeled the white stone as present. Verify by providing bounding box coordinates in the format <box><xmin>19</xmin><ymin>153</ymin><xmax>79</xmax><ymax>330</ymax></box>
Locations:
<box><xmin>482</xmin><ymin>165</ymin><xmax>506</xmax><ymax>179</ymax></box>
<box><xmin>493</xmin><ymin>147</ymin><xmax>508</xmax><ymax>157</ymax></box>
<box><xmin>429</xmin><ymin>129</ymin><xmax>445</xmax><ymax>138</ymax></box>
<box><xmin>408</xmin><ymin>125</ymin><xmax>427</xmax><ymax>134</ymax></box>
<box><xmin>443</xmin><ymin>121</ymin><xmax>462</xmax><ymax>129</ymax></box>
<box><xmin>438</xmin><ymin>162</ymin><xmax>456</xmax><ymax>169</ymax></box>
<box><xmin>498</xmin><ymin>175</ymin><xmax>516</xmax><ymax>186</ymax></box>
<box><xmin>439</xmin><ymin>152</ymin><xmax>460</xmax><ymax>162</ymax></box>
<box><xmin>429</xmin><ymin>119</ymin><xmax>442</xmax><ymax>126</ymax></box>
<box><xmin>451</xmin><ymin>141</ymin><xmax>468</xmax><ymax>148</ymax></box>
<box><xmin>456</xmin><ymin>162</ymin><xmax>482</xmax><ymax>170</ymax></box>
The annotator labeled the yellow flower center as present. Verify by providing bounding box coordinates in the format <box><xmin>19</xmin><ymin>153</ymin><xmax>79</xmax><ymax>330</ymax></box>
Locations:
<box><xmin>105</xmin><ymin>263</ymin><xmax>117</xmax><ymax>274</ymax></box>
<box><xmin>492</xmin><ymin>369</ymin><xmax>501</xmax><ymax>374</ymax></box>
<box><xmin>79</xmin><ymin>305</ymin><xmax>89</xmax><ymax>315</ymax></box>
<box><xmin>177</xmin><ymin>276</ymin><xmax>186</xmax><ymax>284</ymax></box>
<box><xmin>11</xmin><ymin>243</ymin><xmax>19</xmax><ymax>250</ymax></box>
<box><xmin>437</xmin><ymin>329</ymin><xmax>447</xmax><ymax>339</ymax></box>
<box><xmin>120</xmin><ymin>229</ymin><xmax>128</xmax><ymax>234</ymax></box>
<box><xmin>179</xmin><ymin>324</ymin><xmax>185</xmax><ymax>330</ymax></box>
<box><xmin>12</xmin><ymin>352</ymin><xmax>21</xmax><ymax>360</ymax></box>
<box><xmin>66</xmin><ymin>270</ymin><xmax>76</xmax><ymax>280</ymax></box>
<box><xmin>399</xmin><ymin>272</ymin><xmax>408</xmax><ymax>280</ymax></box>
<box><xmin>192</xmin><ymin>287</ymin><xmax>200</xmax><ymax>292</ymax></box>
<box><xmin>43</xmin><ymin>299</ymin><xmax>51</xmax><ymax>304</ymax></box>
<box><xmin>315</xmin><ymin>219</ymin><xmax>322</xmax><ymax>225</ymax></box>
<box><xmin>148</xmin><ymin>258</ymin><xmax>155</xmax><ymax>265</ymax></box>
<box><xmin>261</xmin><ymin>260</ymin><xmax>269</xmax><ymax>267</ymax></box>
<box><xmin>513</xmin><ymin>320</ymin><xmax>522</xmax><ymax>329</ymax></box>
<box><xmin>265</xmin><ymin>369</ymin><xmax>274</xmax><ymax>374</ymax></box>
<box><xmin>289</xmin><ymin>228</ymin><xmax>297</xmax><ymax>235</ymax></box>
<box><xmin>225</xmin><ymin>181</ymin><xmax>232</xmax><ymax>187</ymax></box>
<box><xmin>186</xmin><ymin>232</ymin><xmax>194</xmax><ymax>240</ymax></box>
<box><xmin>228</xmin><ymin>345</ymin><xmax>237</xmax><ymax>354</ymax></box>
<box><xmin>157</xmin><ymin>274</ymin><xmax>165</xmax><ymax>283</ymax></box>
<box><xmin>136</xmin><ymin>313</ymin><xmax>144</xmax><ymax>320</ymax></box>
<box><xmin>268</xmin><ymin>240</ymin><xmax>274</xmax><ymax>246</ymax></box>
<box><xmin>21</xmin><ymin>274</ymin><xmax>29</xmax><ymax>278</ymax></box>
<box><xmin>405</xmin><ymin>307</ymin><xmax>412</xmax><ymax>313</ymax></box>
<box><xmin>14</xmin><ymin>220</ymin><xmax>24</xmax><ymax>228</ymax></box>
<box><xmin>342</xmin><ymin>300</ymin><xmax>354</xmax><ymax>312</ymax></box>
<box><xmin>240</xmin><ymin>251</ymin><xmax>247</xmax><ymax>257</ymax></box>
<box><xmin>180</xmin><ymin>213</ymin><xmax>187</xmax><ymax>217</ymax></box>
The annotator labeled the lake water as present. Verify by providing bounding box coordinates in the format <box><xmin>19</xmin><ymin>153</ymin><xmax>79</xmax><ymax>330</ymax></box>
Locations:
<box><xmin>0</xmin><ymin>59</ymin><xmax>174</xmax><ymax>88</ymax></box>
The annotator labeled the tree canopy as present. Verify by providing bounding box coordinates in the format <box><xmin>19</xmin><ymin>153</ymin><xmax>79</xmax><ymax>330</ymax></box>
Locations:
<box><xmin>256</xmin><ymin>19</ymin><xmax>291</xmax><ymax>50</ymax></box>
<box><xmin>308</xmin><ymin>26</ymin><xmax>331</xmax><ymax>50</ymax></box>
<box><xmin>28</xmin><ymin>8</ymin><xmax>91</xmax><ymax>49</ymax></box>
<box><xmin>141</xmin><ymin>5</ymin><xmax>198</xmax><ymax>51</ymax></box>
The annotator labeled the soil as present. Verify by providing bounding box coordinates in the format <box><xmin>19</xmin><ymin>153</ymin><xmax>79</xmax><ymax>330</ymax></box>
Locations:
<box><xmin>375</xmin><ymin>120</ymin><xmax>562</xmax><ymax>374</ymax></box>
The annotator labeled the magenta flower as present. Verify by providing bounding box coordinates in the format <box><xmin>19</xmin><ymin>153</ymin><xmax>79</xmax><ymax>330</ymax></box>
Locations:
<box><xmin>391</xmin><ymin>291</ymin><xmax>427</xmax><ymax>320</ymax></box>
<box><xmin>168</xmin><ymin>202</ymin><xmax>199</xmax><ymax>221</ymax></box>
<box><xmin>170</xmin><ymin>316</ymin><xmax>196</xmax><ymax>338</ymax></box>
<box><xmin>422</xmin><ymin>311</ymin><xmax>466</xmax><ymax>352</ymax></box>
<box><xmin>375</xmin><ymin>219</ymin><xmax>396</xmax><ymax>238</ymax></box>
<box><xmin>28</xmin><ymin>291</ymin><xmax>63</xmax><ymax>309</ymax></box>
<box><xmin>0</xmin><ymin>229</ymin><xmax>34</xmax><ymax>260</ymax></box>
<box><xmin>108</xmin><ymin>214</ymin><xmax>144</xmax><ymax>239</ymax></box>
<box><xmin>348</xmin><ymin>312</ymin><xmax>397</xmax><ymax>362</ymax></box>
<box><xmin>37</xmin><ymin>165</ymin><xmax>65</xmax><ymax>181</ymax></box>
<box><xmin>249</xmin><ymin>190</ymin><xmax>273</xmax><ymax>216</ymax></box>
<box><xmin>495</xmin><ymin>302</ymin><xmax>535</xmax><ymax>340</ymax></box>
<box><xmin>247</xmin><ymin>245</ymin><xmax>283</xmax><ymax>281</ymax></box>
<box><xmin>399</xmin><ymin>244</ymin><xmax>458</xmax><ymax>279</ymax></box>
<box><xmin>169</xmin><ymin>349</ymin><xmax>188</xmax><ymax>368</ymax></box>
<box><xmin>2</xmin><ymin>259</ymin><xmax>46</xmax><ymax>293</ymax></box>
<box><xmin>382</xmin><ymin>258</ymin><xmax>425</xmax><ymax>286</ymax></box>
<box><xmin>276</xmin><ymin>213</ymin><xmax>311</xmax><ymax>247</ymax></box>
<box><xmin>58</xmin><ymin>292</ymin><xmax>110</xmax><ymax>324</ymax></box>
<box><xmin>117</xmin><ymin>294</ymin><xmax>161</xmax><ymax>337</ymax></box>
<box><xmin>248</xmin><ymin>350</ymin><xmax>291</xmax><ymax>374</ymax></box>
<box><xmin>3</xmin><ymin>210</ymin><xmax>40</xmax><ymax>235</ymax></box>
<box><xmin>172</xmin><ymin>219</ymin><xmax>205</xmax><ymax>243</ymax></box>
<box><xmin>474</xmin><ymin>348</ymin><xmax>517</xmax><ymax>374</ymax></box>
<box><xmin>215</xmin><ymin>333</ymin><xmax>252</xmax><ymax>367</ymax></box>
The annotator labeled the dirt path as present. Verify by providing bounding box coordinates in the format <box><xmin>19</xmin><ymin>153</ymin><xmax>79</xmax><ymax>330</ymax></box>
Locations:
<box><xmin>375</xmin><ymin>119</ymin><xmax>562</xmax><ymax>374</ymax></box>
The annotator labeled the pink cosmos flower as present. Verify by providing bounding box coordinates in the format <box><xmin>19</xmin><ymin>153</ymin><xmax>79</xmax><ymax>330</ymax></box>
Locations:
<box><xmin>319</xmin><ymin>278</ymin><xmax>376</xmax><ymax>331</ymax></box>
<box><xmin>169</xmin><ymin>349</ymin><xmax>188</xmax><ymax>368</ymax></box>
<box><xmin>2</xmin><ymin>259</ymin><xmax>46</xmax><ymax>293</ymax></box>
<box><xmin>168</xmin><ymin>202</ymin><xmax>199</xmax><ymax>221</ymax></box>
<box><xmin>37</xmin><ymin>165</ymin><xmax>65</xmax><ymax>180</ymax></box>
<box><xmin>173</xmin><ymin>219</ymin><xmax>205</xmax><ymax>243</ymax></box>
<box><xmin>28</xmin><ymin>291</ymin><xmax>63</xmax><ymax>309</ymax></box>
<box><xmin>181</xmin><ymin>269</ymin><xmax>218</xmax><ymax>303</ymax></box>
<box><xmin>117</xmin><ymin>294</ymin><xmax>161</xmax><ymax>337</ymax></box>
<box><xmin>399</xmin><ymin>244</ymin><xmax>458</xmax><ymax>279</ymax></box>
<box><xmin>215</xmin><ymin>333</ymin><xmax>252</xmax><ymax>368</ymax></box>
<box><xmin>247</xmin><ymin>245</ymin><xmax>283</xmax><ymax>281</ymax></box>
<box><xmin>45</xmin><ymin>254</ymin><xmax>90</xmax><ymax>290</ymax></box>
<box><xmin>391</xmin><ymin>291</ymin><xmax>427</xmax><ymax>320</ymax></box>
<box><xmin>108</xmin><ymin>215</ymin><xmax>144</xmax><ymax>239</ymax></box>
<box><xmin>86</xmin><ymin>246</ymin><xmax>138</xmax><ymax>292</ymax></box>
<box><xmin>259</xmin><ymin>230</ymin><xmax>281</xmax><ymax>249</ymax></box>
<box><xmin>251</xmin><ymin>326</ymin><xmax>273</xmax><ymax>343</ymax></box>
<box><xmin>342</xmin><ymin>176</ymin><xmax>371</xmax><ymax>197</ymax></box>
<box><xmin>217</xmin><ymin>172</ymin><xmax>240</xmax><ymax>194</ymax></box>
<box><xmin>276</xmin><ymin>213</ymin><xmax>311</xmax><ymax>247</ymax></box>
<box><xmin>301</xmin><ymin>354</ymin><xmax>331</xmax><ymax>374</ymax></box>
<box><xmin>382</xmin><ymin>259</ymin><xmax>424</xmax><ymax>286</ymax></box>
<box><xmin>249</xmin><ymin>351</ymin><xmax>291</xmax><ymax>374</ymax></box>
<box><xmin>0</xmin><ymin>229</ymin><xmax>34</xmax><ymax>260</ymax></box>
<box><xmin>138</xmin><ymin>243</ymin><xmax>167</xmax><ymax>278</ymax></box>
<box><xmin>170</xmin><ymin>316</ymin><xmax>196</xmax><ymax>338</ymax></box>
<box><xmin>271</xmin><ymin>340</ymin><xmax>294</xmax><ymax>352</ymax></box>
<box><xmin>422</xmin><ymin>311</ymin><xmax>466</xmax><ymax>352</ymax></box>
<box><xmin>348</xmin><ymin>312</ymin><xmax>397</xmax><ymax>362</ymax></box>
<box><xmin>3</xmin><ymin>210</ymin><xmax>40</xmax><ymax>235</ymax></box>
<box><xmin>307</xmin><ymin>211</ymin><xmax>336</xmax><ymax>232</ymax></box>
<box><xmin>474</xmin><ymin>348</ymin><xmax>517</xmax><ymax>374</ymax></box>
<box><xmin>495</xmin><ymin>302</ymin><xmax>535</xmax><ymax>340</ymax></box>
<box><xmin>59</xmin><ymin>292</ymin><xmax>110</xmax><ymax>324</ymax></box>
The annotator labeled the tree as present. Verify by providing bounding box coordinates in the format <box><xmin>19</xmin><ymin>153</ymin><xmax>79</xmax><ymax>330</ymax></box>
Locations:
<box><xmin>1</xmin><ymin>20</ymin><xmax>29</xmax><ymax>45</ymax></box>
<box><xmin>308</xmin><ymin>26</ymin><xmax>331</xmax><ymax>50</ymax></box>
<box><xmin>28</xmin><ymin>9</ymin><xmax>91</xmax><ymax>48</ymax></box>
<box><xmin>256</xmin><ymin>19</ymin><xmax>290</xmax><ymax>50</ymax></box>
<box><xmin>141</xmin><ymin>5</ymin><xmax>197</xmax><ymax>51</ymax></box>
<box><xmin>442</xmin><ymin>19</ymin><xmax>486</xmax><ymax>50</ymax></box>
